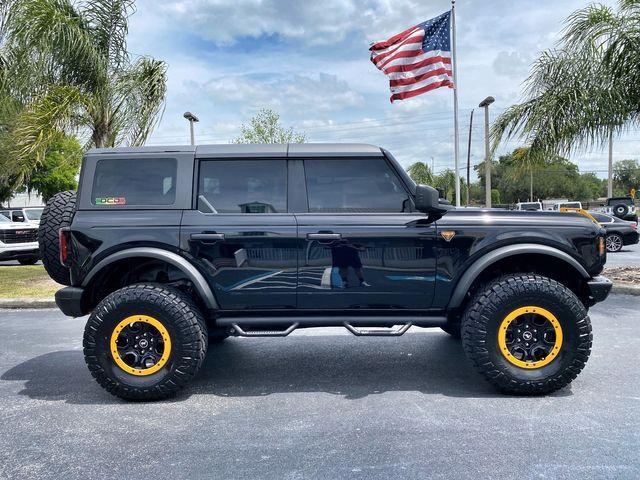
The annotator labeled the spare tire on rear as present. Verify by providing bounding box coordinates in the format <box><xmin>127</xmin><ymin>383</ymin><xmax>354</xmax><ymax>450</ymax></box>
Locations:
<box><xmin>38</xmin><ymin>190</ymin><xmax>76</xmax><ymax>286</ymax></box>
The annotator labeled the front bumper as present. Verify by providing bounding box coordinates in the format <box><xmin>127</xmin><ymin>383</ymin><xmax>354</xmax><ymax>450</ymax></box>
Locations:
<box><xmin>55</xmin><ymin>286</ymin><xmax>85</xmax><ymax>317</ymax></box>
<box><xmin>587</xmin><ymin>276</ymin><xmax>612</xmax><ymax>304</ymax></box>
<box><xmin>0</xmin><ymin>242</ymin><xmax>39</xmax><ymax>261</ymax></box>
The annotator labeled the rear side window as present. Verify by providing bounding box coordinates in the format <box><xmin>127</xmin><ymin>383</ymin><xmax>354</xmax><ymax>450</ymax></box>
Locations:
<box><xmin>198</xmin><ymin>160</ymin><xmax>287</xmax><ymax>213</ymax></box>
<box><xmin>92</xmin><ymin>158</ymin><xmax>177</xmax><ymax>206</ymax></box>
<box><xmin>592</xmin><ymin>213</ymin><xmax>612</xmax><ymax>223</ymax></box>
<box><xmin>304</xmin><ymin>159</ymin><xmax>410</xmax><ymax>213</ymax></box>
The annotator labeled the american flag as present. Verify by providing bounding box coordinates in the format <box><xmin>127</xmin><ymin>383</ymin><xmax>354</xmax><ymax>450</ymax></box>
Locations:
<box><xmin>370</xmin><ymin>11</ymin><xmax>453</xmax><ymax>102</ymax></box>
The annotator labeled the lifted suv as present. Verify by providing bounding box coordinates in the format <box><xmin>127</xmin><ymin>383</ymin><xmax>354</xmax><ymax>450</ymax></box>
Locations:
<box><xmin>39</xmin><ymin>144</ymin><xmax>611</xmax><ymax>400</ymax></box>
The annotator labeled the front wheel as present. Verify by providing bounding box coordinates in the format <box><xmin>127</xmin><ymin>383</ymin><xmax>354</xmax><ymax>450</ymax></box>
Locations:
<box><xmin>606</xmin><ymin>233</ymin><xmax>623</xmax><ymax>252</ymax></box>
<box><xmin>83</xmin><ymin>283</ymin><xmax>208</xmax><ymax>401</ymax></box>
<box><xmin>461</xmin><ymin>274</ymin><xmax>592</xmax><ymax>395</ymax></box>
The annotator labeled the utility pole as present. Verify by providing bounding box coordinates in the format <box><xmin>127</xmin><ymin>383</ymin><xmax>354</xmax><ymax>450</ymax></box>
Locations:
<box><xmin>608</xmin><ymin>129</ymin><xmax>613</xmax><ymax>198</ymax></box>
<box><xmin>466</xmin><ymin>109</ymin><xmax>474</xmax><ymax>206</ymax></box>
<box><xmin>479</xmin><ymin>96</ymin><xmax>495</xmax><ymax>208</ymax></box>
<box><xmin>183</xmin><ymin>111</ymin><xmax>200</xmax><ymax>146</ymax></box>
<box><xmin>530</xmin><ymin>168</ymin><xmax>533</xmax><ymax>202</ymax></box>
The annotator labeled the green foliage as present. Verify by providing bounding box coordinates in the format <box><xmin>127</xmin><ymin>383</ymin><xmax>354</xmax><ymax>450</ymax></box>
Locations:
<box><xmin>407</xmin><ymin>162</ymin><xmax>434</xmax><ymax>185</ymax></box>
<box><xmin>233</xmin><ymin>109</ymin><xmax>306</xmax><ymax>144</ymax></box>
<box><xmin>0</xmin><ymin>0</ymin><xmax>167</xmax><ymax>187</ymax></box>
<box><xmin>28</xmin><ymin>134</ymin><xmax>82</xmax><ymax>201</ymax></box>
<box><xmin>474</xmin><ymin>148</ymin><xmax>605</xmax><ymax>203</ymax></box>
<box><xmin>613</xmin><ymin>159</ymin><xmax>640</xmax><ymax>195</ymax></box>
<box><xmin>491</xmin><ymin>189</ymin><xmax>501</xmax><ymax>205</ymax></box>
<box><xmin>492</xmin><ymin>1</ymin><xmax>640</xmax><ymax>160</ymax></box>
<box><xmin>433</xmin><ymin>169</ymin><xmax>466</xmax><ymax>204</ymax></box>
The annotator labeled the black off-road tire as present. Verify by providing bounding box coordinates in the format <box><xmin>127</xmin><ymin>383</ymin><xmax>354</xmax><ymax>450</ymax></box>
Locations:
<box><xmin>18</xmin><ymin>257</ymin><xmax>39</xmax><ymax>265</ymax></box>
<box><xmin>83</xmin><ymin>283</ymin><xmax>208</xmax><ymax>401</ymax></box>
<box><xmin>461</xmin><ymin>274</ymin><xmax>592</xmax><ymax>395</ymax></box>
<box><xmin>613</xmin><ymin>204</ymin><xmax>628</xmax><ymax>218</ymax></box>
<box><xmin>38</xmin><ymin>190</ymin><xmax>76</xmax><ymax>285</ymax></box>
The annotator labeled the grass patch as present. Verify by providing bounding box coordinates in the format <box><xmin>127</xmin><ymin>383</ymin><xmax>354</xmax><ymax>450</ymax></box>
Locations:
<box><xmin>0</xmin><ymin>265</ymin><xmax>61</xmax><ymax>299</ymax></box>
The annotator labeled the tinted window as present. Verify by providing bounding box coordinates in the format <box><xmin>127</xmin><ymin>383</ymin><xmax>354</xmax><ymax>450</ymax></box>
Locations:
<box><xmin>304</xmin><ymin>159</ymin><xmax>409</xmax><ymax>213</ymax></box>
<box><xmin>92</xmin><ymin>158</ymin><xmax>176</xmax><ymax>206</ymax></box>
<box><xmin>198</xmin><ymin>160</ymin><xmax>287</xmax><ymax>213</ymax></box>
<box><xmin>592</xmin><ymin>213</ymin><xmax>612</xmax><ymax>222</ymax></box>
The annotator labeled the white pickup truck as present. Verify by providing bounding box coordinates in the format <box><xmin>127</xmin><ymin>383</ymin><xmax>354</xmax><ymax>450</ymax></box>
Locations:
<box><xmin>0</xmin><ymin>213</ymin><xmax>40</xmax><ymax>264</ymax></box>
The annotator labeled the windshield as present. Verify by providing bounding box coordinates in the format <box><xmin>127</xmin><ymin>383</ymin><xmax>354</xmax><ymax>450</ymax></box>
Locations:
<box><xmin>0</xmin><ymin>214</ymin><xmax>9</xmax><ymax>223</ymax></box>
<box><xmin>23</xmin><ymin>208</ymin><xmax>43</xmax><ymax>220</ymax></box>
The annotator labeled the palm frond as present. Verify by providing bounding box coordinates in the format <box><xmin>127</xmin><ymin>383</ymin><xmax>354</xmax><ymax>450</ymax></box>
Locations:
<box><xmin>4</xmin><ymin>85</ymin><xmax>86</xmax><ymax>186</ymax></box>
<box><xmin>82</xmin><ymin>0</ymin><xmax>135</xmax><ymax>69</ymax></box>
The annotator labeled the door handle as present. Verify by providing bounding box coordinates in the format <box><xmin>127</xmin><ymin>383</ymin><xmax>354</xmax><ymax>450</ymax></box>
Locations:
<box><xmin>191</xmin><ymin>232</ymin><xmax>225</xmax><ymax>241</ymax></box>
<box><xmin>307</xmin><ymin>233</ymin><xmax>341</xmax><ymax>240</ymax></box>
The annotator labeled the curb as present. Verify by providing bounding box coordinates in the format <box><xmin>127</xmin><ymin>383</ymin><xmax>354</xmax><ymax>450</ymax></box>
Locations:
<box><xmin>0</xmin><ymin>284</ymin><xmax>639</xmax><ymax>309</ymax></box>
<box><xmin>0</xmin><ymin>298</ymin><xmax>57</xmax><ymax>309</ymax></box>
<box><xmin>611</xmin><ymin>283</ymin><xmax>640</xmax><ymax>296</ymax></box>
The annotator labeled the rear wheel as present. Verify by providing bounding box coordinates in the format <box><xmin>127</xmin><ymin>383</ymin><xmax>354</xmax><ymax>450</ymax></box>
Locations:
<box><xmin>38</xmin><ymin>190</ymin><xmax>76</xmax><ymax>285</ymax></box>
<box><xmin>83</xmin><ymin>283</ymin><xmax>208</xmax><ymax>401</ymax></box>
<box><xmin>461</xmin><ymin>274</ymin><xmax>592</xmax><ymax>395</ymax></box>
<box><xmin>606</xmin><ymin>233</ymin><xmax>623</xmax><ymax>252</ymax></box>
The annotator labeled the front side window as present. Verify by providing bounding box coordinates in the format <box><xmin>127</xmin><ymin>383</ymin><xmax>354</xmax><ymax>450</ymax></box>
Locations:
<box><xmin>92</xmin><ymin>158</ymin><xmax>177</xmax><ymax>206</ymax></box>
<box><xmin>304</xmin><ymin>159</ymin><xmax>410</xmax><ymax>213</ymax></box>
<box><xmin>198</xmin><ymin>160</ymin><xmax>287</xmax><ymax>213</ymax></box>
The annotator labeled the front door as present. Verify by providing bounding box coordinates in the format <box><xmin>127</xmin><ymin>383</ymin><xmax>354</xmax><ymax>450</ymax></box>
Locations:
<box><xmin>296</xmin><ymin>158</ymin><xmax>437</xmax><ymax>309</ymax></box>
<box><xmin>181</xmin><ymin>158</ymin><xmax>297</xmax><ymax>310</ymax></box>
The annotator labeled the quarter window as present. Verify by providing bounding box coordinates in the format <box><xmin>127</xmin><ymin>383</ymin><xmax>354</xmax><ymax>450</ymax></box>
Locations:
<box><xmin>304</xmin><ymin>159</ymin><xmax>410</xmax><ymax>213</ymax></box>
<box><xmin>92</xmin><ymin>158</ymin><xmax>177</xmax><ymax>206</ymax></box>
<box><xmin>198</xmin><ymin>160</ymin><xmax>287</xmax><ymax>213</ymax></box>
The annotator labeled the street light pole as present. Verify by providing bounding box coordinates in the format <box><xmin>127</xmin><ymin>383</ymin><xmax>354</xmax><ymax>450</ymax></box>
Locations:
<box><xmin>466</xmin><ymin>109</ymin><xmax>474</xmax><ymax>206</ymax></box>
<box><xmin>183</xmin><ymin>111</ymin><xmax>200</xmax><ymax>146</ymax></box>
<box><xmin>479</xmin><ymin>96</ymin><xmax>495</xmax><ymax>208</ymax></box>
<box><xmin>608</xmin><ymin>129</ymin><xmax>613</xmax><ymax>198</ymax></box>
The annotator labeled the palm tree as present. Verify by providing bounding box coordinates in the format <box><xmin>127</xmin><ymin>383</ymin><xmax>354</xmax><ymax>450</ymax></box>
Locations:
<box><xmin>491</xmin><ymin>1</ymin><xmax>636</xmax><ymax>166</ymax></box>
<box><xmin>1</xmin><ymin>0</ymin><xmax>167</xmax><ymax>185</ymax></box>
<box><xmin>407</xmin><ymin>161</ymin><xmax>434</xmax><ymax>185</ymax></box>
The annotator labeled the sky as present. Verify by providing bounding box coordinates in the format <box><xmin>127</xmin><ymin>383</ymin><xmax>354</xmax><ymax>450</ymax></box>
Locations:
<box><xmin>127</xmin><ymin>0</ymin><xmax>630</xmax><ymax>179</ymax></box>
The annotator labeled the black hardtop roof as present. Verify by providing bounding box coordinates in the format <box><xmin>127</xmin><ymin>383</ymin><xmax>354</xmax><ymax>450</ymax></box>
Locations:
<box><xmin>87</xmin><ymin>143</ymin><xmax>383</xmax><ymax>158</ymax></box>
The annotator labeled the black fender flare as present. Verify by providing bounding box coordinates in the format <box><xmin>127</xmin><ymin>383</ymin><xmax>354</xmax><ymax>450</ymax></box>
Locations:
<box><xmin>81</xmin><ymin>247</ymin><xmax>218</xmax><ymax>309</ymax></box>
<box><xmin>448</xmin><ymin>243</ymin><xmax>590</xmax><ymax>309</ymax></box>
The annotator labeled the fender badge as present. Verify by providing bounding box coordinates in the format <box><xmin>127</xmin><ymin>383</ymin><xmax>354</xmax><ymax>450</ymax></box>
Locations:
<box><xmin>440</xmin><ymin>231</ymin><xmax>456</xmax><ymax>242</ymax></box>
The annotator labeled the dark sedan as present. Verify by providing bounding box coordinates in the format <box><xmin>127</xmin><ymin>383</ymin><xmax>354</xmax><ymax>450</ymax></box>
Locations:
<box><xmin>590</xmin><ymin>212</ymin><xmax>639</xmax><ymax>252</ymax></box>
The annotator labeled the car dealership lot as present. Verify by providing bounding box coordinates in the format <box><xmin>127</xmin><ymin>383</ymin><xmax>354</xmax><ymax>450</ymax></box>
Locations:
<box><xmin>0</xmin><ymin>296</ymin><xmax>638</xmax><ymax>479</ymax></box>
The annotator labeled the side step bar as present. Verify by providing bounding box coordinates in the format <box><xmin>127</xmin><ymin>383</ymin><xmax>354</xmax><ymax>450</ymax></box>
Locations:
<box><xmin>217</xmin><ymin>316</ymin><xmax>447</xmax><ymax>338</ymax></box>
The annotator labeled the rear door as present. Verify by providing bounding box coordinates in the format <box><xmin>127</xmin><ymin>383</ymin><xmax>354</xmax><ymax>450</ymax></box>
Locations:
<box><xmin>180</xmin><ymin>156</ymin><xmax>298</xmax><ymax>310</ymax></box>
<box><xmin>295</xmin><ymin>157</ymin><xmax>437</xmax><ymax>310</ymax></box>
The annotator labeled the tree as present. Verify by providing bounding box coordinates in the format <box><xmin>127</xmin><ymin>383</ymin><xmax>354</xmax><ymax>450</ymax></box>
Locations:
<box><xmin>613</xmin><ymin>159</ymin><xmax>640</xmax><ymax>195</ymax></box>
<box><xmin>1</xmin><ymin>0</ymin><xmax>167</xmax><ymax>186</ymax></box>
<box><xmin>433</xmin><ymin>169</ymin><xmax>466</xmax><ymax>204</ymax></box>
<box><xmin>232</xmin><ymin>109</ymin><xmax>306</xmax><ymax>144</ymax></box>
<box><xmin>28</xmin><ymin>134</ymin><xmax>82</xmax><ymax>201</ymax></box>
<box><xmin>491</xmin><ymin>1</ymin><xmax>639</xmax><ymax>163</ymax></box>
<box><xmin>407</xmin><ymin>162</ymin><xmax>434</xmax><ymax>185</ymax></box>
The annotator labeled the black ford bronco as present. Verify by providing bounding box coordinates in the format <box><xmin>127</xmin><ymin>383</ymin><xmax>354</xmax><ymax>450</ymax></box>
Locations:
<box><xmin>38</xmin><ymin>144</ymin><xmax>611</xmax><ymax>400</ymax></box>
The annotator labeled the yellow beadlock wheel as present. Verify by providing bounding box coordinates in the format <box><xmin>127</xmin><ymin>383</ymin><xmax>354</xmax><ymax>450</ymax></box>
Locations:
<box><xmin>497</xmin><ymin>306</ymin><xmax>563</xmax><ymax>369</ymax></box>
<box><xmin>110</xmin><ymin>315</ymin><xmax>172</xmax><ymax>376</ymax></box>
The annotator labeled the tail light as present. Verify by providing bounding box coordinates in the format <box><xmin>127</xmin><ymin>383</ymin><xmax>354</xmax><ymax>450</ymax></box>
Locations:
<box><xmin>598</xmin><ymin>236</ymin><xmax>605</xmax><ymax>256</ymax></box>
<box><xmin>630</xmin><ymin>222</ymin><xmax>637</xmax><ymax>231</ymax></box>
<box><xmin>59</xmin><ymin>228</ymin><xmax>70</xmax><ymax>265</ymax></box>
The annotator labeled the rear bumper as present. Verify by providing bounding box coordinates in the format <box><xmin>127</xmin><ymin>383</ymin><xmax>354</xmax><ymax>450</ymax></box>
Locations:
<box><xmin>587</xmin><ymin>276</ymin><xmax>612</xmax><ymax>304</ymax></box>
<box><xmin>55</xmin><ymin>286</ymin><xmax>85</xmax><ymax>317</ymax></box>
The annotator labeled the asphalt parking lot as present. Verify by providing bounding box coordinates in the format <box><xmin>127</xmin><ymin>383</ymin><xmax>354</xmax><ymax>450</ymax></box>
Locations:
<box><xmin>605</xmin><ymin>240</ymin><xmax>640</xmax><ymax>267</ymax></box>
<box><xmin>0</xmin><ymin>295</ymin><xmax>638</xmax><ymax>479</ymax></box>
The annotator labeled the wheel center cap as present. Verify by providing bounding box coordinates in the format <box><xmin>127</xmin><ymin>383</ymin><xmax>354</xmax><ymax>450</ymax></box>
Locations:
<box><xmin>138</xmin><ymin>339</ymin><xmax>149</xmax><ymax>348</ymax></box>
<box><xmin>522</xmin><ymin>331</ymin><xmax>533</xmax><ymax>341</ymax></box>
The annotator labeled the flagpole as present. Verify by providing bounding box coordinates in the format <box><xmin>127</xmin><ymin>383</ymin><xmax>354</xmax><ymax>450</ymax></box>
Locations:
<box><xmin>451</xmin><ymin>0</ymin><xmax>461</xmax><ymax>207</ymax></box>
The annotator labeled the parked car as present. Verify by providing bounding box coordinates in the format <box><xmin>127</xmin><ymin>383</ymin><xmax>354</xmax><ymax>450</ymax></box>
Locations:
<box><xmin>0</xmin><ymin>213</ymin><xmax>40</xmax><ymax>264</ymax></box>
<box><xmin>39</xmin><ymin>143</ymin><xmax>610</xmax><ymax>401</ymax></box>
<box><xmin>604</xmin><ymin>197</ymin><xmax>637</xmax><ymax>221</ymax></box>
<box><xmin>0</xmin><ymin>206</ymin><xmax>44</xmax><ymax>226</ymax></box>
<box><xmin>590</xmin><ymin>212</ymin><xmax>639</xmax><ymax>252</ymax></box>
<box><xmin>515</xmin><ymin>201</ymin><xmax>543</xmax><ymax>211</ymax></box>
<box><xmin>552</xmin><ymin>201</ymin><xmax>582</xmax><ymax>211</ymax></box>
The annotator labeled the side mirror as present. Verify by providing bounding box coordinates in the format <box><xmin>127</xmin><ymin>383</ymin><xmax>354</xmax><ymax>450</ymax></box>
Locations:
<box><xmin>414</xmin><ymin>184</ymin><xmax>452</xmax><ymax>219</ymax></box>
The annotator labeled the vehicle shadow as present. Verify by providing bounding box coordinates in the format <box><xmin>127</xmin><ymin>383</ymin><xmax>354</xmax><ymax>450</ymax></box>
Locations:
<box><xmin>1</xmin><ymin>333</ymin><xmax>573</xmax><ymax>404</ymax></box>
